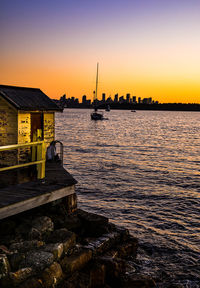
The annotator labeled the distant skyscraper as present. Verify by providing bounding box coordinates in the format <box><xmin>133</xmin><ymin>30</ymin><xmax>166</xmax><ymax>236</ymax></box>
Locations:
<box><xmin>148</xmin><ymin>97</ymin><xmax>152</xmax><ymax>104</ymax></box>
<box><xmin>142</xmin><ymin>98</ymin><xmax>148</xmax><ymax>104</ymax></box>
<box><xmin>102</xmin><ymin>93</ymin><xmax>106</xmax><ymax>102</ymax></box>
<box><xmin>126</xmin><ymin>93</ymin><xmax>130</xmax><ymax>103</ymax></box>
<box><xmin>132</xmin><ymin>96</ymin><xmax>136</xmax><ymax>103</ymax></box>
<box><xmin>119</xmin><ymin>96</ymin><xmax>124</xmax><ymax>103</ymax></box>
<box><xmin>106</xmin><ymin>97</ymin><xmax>112</xmax><ymax>103</ymax></box>
<box><xmin>82</xmin><ymin>95</ymin><xmax>87</xmax><ymax>103</ymax></box>
<box><xmin>114</xmin><ymin>94</ymin><xmax>118</xmax><ymax>103</ymax></box>
<box><xmin>138</xmin><ymin>97</ymin><xmax>141</xmax><ymax>104</ymax></box>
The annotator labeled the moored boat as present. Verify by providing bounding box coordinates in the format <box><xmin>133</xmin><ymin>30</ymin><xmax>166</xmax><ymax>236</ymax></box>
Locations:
<box><xmin>91</xmin><ymin>63</ymin><xmax>105</xmax><ymax>121</ymax></box>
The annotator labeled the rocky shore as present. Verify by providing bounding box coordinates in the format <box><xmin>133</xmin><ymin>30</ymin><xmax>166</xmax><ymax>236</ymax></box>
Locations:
<box><xmin>0</xmin><ymin>200</ymin><xmax>156</xmax><ymax>288</ymax></box>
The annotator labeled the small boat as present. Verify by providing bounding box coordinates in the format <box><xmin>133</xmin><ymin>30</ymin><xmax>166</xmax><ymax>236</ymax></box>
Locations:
<box><xmin>91</xmin><ymin>110</ymin><xmax>103</xmax><ymax>120</ymax></box>
<box><xmin>131</xmin><ymin>110</ymin><xmax>136</xmax><ymax>112</ymax></box>
<box><xmin>91</xmin><ymin>63</ymin><xmax>105</xmax><ymax>121</ymax></box>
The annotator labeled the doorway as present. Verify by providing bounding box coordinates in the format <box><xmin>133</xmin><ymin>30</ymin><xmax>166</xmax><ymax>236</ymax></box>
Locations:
<box><xmin>31</xmin><ymin>113</ymin><xmax>43</xmax><ymax>141</ymax></box>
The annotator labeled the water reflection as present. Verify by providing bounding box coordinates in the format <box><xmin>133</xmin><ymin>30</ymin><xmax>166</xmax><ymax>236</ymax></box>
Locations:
<box><xmin>56</xmin><ymin>109</ymin><xmax>200</xmax><ymax>285</ymax></box>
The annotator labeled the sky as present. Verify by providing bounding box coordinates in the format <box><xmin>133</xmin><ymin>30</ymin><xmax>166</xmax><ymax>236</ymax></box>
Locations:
<box><xmin>1</xmin><ymin>0</ymin><xmax>200</xmax><ymax>103</ymax></box>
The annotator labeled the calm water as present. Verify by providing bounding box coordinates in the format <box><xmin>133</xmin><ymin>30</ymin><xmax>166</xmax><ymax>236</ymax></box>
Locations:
<box><xmin>56</xmin><ymin>109</ymin><xmax>200</xmax><ymax>287</ymax></box>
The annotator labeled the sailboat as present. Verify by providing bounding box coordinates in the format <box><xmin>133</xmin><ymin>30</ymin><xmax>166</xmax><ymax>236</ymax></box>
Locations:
<box><xmin>91</xmin><ymin>63</ymin><xmax>104</xmax><ymax>120</ymax></box>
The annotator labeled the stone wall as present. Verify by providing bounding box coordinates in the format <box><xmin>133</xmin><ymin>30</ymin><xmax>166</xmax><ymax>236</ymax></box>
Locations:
<box><xmin>0</xmin><ymin>200</ymin><xmax>157</xmax><ymax>288</ymax></box>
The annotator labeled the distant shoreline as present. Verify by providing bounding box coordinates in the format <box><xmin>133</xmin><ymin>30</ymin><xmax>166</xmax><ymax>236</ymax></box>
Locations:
<box><xmin>61</xmin><ymin>103</ymin><xmax>200</xmax><ymax>111</ymax></box>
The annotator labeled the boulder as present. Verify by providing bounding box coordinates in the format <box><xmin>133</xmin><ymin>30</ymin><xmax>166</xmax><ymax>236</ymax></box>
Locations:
<box><xmin>18</xmin><ymin>277</ymin><xmax>43</xmax><ymax>288</ymax></box>
<box><xmin>10</xmin><ymin>240</ymin><xmax>44</xmax><ymax>253</ymax></box>
<box><xmin>31</xmin><ymin>216</ymin><xmax>54</xmax><ymax>238</ymax></box>
<box><xmin>61</xmin><ymin>249</ymin><xmax>92</xmax><ymax>275</ymax></box>
<box><xmin>0</xmin><ymin>254</ymin><xmax>10</xmax><ymax>279</ymax></box>
<box><xmin>116</xmin><ymin>236</ymin><xmax>138</xmax><ymax>259</ymax></box>
<box><xmin>44</xmin><ymin>243</ymin><xmax>64</xmax><ymax>260</ymax></box>
<box><xmin>112</xmin><ymin>224</ymin><xmax>130</xmax><ymax>241</ymax></box>
<box><xmin>61</xmin><ymin>271</ymin><xmax>90</xmax><ymax>288</ymax></box>
<box><xmin>28</xmin><ymin>228</ymin><xmax>42</xmax><ymax>241</ymax></box>
<box><xmin>97</xmin><ymin>255</ymin><xmax>126</xmax><ymax>286</ymax></box>
<box><xmin>83</xmin><ymin>232</ymin><xmax>123</xmax><ymax>256</ymax></box>
<box><xmin>89</xmin><ymin>262</ymin><xmax>106</xmax><ymax>288</ymax></box>
<box><xmin>8</xmin><ymin>252</ymin><xmax>26</xmax><ymax>271</ymax></box>
<box><xmin>20</xmin><ymin>251</ymin><xmax>54</xmax><ymax>272</ymax></box>
<box><xmin>9</xmin><ymin>267</ymin><xmax>33</xmax><ymax>285</ymax></box>
<box><xmin>63</xmin><ymin>214</ymin><xmax>82</xmax><ymax>233</ymax></box>
<box><xmin>47</xmin><ymin>228</ymin><xmax>76</xmax><ymax>253</ymax></box>
<box><xmin>42</xmin><ymin>262</ymin><xmax>63</xmax><ymax>288</ymax></box>
<box><xmin>77</xmin><ymin>209</ymin><xmax>109</xmax><ymax>237</ymax></box>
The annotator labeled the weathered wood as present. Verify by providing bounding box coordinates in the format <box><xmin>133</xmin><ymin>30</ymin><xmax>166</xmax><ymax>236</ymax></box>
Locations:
<box><xmin>0</xmin><ymin>185</ymin><xmax>75</xmax><ymax>219</ymax></box>
<box><xmin>43</xmin><ymin>112</ymin><xmax>55</xmax><ymax>144</ymax></box>
<box><xmin>0</xmin><ymin>162</ymin><xmax>77</xmax><ymax>219</ymax></box>
<box><xmin>0</xmin><ymin>96</ymin><xmax>18</xmax><ymax>166</ymax></box>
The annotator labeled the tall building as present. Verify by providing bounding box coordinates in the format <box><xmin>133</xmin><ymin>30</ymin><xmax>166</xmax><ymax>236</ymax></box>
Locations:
<box><xmin>126</xmin><ymin>93</ymin><xmax>130</xmax><ymax>103</ymax></box>
<box><xmin>82</xmin><ymin>95</ymin><xmax>87</xmax><ymax>103</ymax></box>
<box><xmin>114</xmin><ymin>94</ymin><xmax>118</xmax><ymax>103</ymax></box>
<box><xmin>132</xmin><ymin>96</ymin><xmax>136</xmax><ymax>103</ymax></box>
<box><xmin>138</xmin><ymin>97</ymin><xmax>141</xmax><ymax>104</ymax></box>
<box><xmin>102</xmin><ymin>93</ymin><xmax>106</xmax><ymax>102</ymax></box>
<box><xmin>119</xmin><ymin>96</ymin><xmax>124</xmax><ymax>103</ymax></box>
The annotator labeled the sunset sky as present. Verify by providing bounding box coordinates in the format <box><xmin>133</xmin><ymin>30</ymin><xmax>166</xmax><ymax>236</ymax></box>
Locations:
<box><xmin>1</xmin><ymin>0</ymin><xmax>200</xmax><ymax>103</ymax></box>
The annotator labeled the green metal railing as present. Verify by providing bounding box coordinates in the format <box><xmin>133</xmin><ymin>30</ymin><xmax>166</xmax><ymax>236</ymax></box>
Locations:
<box><xmin>0</xmin><ymin>141</ymin><xmax>46</xmax><ymax>179</ymax></box>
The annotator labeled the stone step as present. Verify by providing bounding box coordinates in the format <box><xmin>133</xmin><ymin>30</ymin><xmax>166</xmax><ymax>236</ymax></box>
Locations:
<box><xmin>60</xmin><ymin>249</ymin><xmax>92</xmax><ymax>275</ymax></box>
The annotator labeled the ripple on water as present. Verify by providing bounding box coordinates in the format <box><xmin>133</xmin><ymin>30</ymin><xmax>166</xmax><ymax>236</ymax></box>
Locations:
<box><xmin>56</xmin><ymin>110</ymin><xmax>200</xmax><ymax>286</ymax></box>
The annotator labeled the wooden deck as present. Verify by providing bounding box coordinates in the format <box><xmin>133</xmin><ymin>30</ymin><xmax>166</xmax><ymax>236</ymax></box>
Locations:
<box><xmin>0</xmin><ymin>162</ymin><xmax>77</xmax><ymax>219</ymax></box>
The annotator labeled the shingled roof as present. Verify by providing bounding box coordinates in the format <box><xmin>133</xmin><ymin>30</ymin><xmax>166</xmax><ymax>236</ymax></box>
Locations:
<box><xmin>0</xmin><ymin>85</ymin><xmax>62</xmax><ymax>111</ymax></box>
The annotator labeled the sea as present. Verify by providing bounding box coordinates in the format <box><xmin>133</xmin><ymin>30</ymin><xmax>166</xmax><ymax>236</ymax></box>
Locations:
<box><xmin>56</xmin><ymin>109</ymin><xmax>200</xmax><ymax>287</ymax></box>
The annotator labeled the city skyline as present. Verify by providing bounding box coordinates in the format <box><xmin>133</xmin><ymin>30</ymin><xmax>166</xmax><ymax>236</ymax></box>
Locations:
<box><xmin>59</xmin><ymin>93</ymin><xmax>158</xmax><ymax>106</ymax></box>
<box><xmin>1</xmin><ymin>1</ymin><xmax>200</xmax><ymax>103</ymax></box>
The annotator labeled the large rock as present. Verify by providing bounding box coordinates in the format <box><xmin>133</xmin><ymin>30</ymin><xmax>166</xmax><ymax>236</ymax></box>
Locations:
<box><xmin>30</xmin><ymin>216</ymin><xmax>54</xmax><ymax>240</ymax></box>
<box><xmin>10</xmin><ymin>240</ymin><xmax>44</xmax><ymax>253</ymax></box>
<box><xmin>83</xmin><ymin>231</ymin><xmax>125</xmax><ymax>256</ymax></box>
<box><xmin>44</xmin><ymin>243</ymin><xmax>64</xmax><ymax>260</ymax></box>
<box><xmin>89</xmin><ymin>262</ymin><xmax>106</xmax><ymax>288</ymax></box>
<box><xmin>61</xmin><ymin>249</ymin><xmax>92</xmax><ymax>275</ymax></box>
<box><xmin>112</xmin><ymin>224</ymin><xmax>130</xmax><ymax>241</ymax></box>
<box><xmin>116</xmin><ymin>236</ymin><xmax>138</xmax><ymax>259</ymax></box>
<box><xmin>48</xmin><ymin>228</ymin><xmax>76</xmax><ymax>253</ymax></box>
<box><xmin>9</xmin><ymin>267</ymin><xmax>33</xmax><ymax>286</ymax></box>
<box><xmin>61</xmin><ymin>271</ymin><xmax>90</xmax><ymax>288</ymax></box>
<box><xmin>42</xmin><ymin>262</ymin><xmax>63</xmax><ymax>288</ymax></box>
<box><xmin>77</xmin><ymin>209</ymin><xmax>109</xmax><ymax>237</ymax></box>
<box><xmin>8</xmin><ymin>252</ymin><xmax>26</xmax><ymax>271</ymax></box>
<box><xmin>18</xmin><ymin>277</ymin><xmax>43</xmax><ymax>288</ymax></box>
<box><xmin>0</xmin><ymin>254</ymin><xmax>10</xmax><ymax>279</ymax></box>
<box><xmin>63</xmin><ymin>214</ymin><xmax>82</xmax><ymax>233</ymax></box>
<box><xmin>97</xmin><ymin>255</ymin><xmax>126</xmax><ymax>286</ymax></box>
<box><xmin>20</xmin><ymin>251</ymin><xmax>54</xmax><ymax>272</ymax></box>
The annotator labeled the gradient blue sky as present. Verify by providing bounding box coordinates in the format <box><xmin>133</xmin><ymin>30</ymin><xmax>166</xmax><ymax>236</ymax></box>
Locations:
<box><xmin>1</xmin><ymin>0</ymin><xmax>200</xmax><ymax>102</ymax></box>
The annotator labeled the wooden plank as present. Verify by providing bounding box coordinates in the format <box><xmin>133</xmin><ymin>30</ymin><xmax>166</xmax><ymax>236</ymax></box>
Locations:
<box><xmin>0</xmin><ymin>185</ymin><xmax>75</xmax><ymax>219</ymax></box>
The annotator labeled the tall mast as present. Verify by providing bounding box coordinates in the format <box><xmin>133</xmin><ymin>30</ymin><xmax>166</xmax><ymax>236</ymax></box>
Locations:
<box><xmin>95</xmin><ymin>62</ymin><xmax>99</xmax><ymax>101</ymax></box>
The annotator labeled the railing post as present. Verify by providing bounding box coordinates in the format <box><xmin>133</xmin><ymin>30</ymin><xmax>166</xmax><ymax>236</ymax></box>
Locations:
<box><xmin>37</xmin><ymin>142</ymin><xmax>42</xmax><ymax>179</ymax></box>
<box><xmin>41</xmin><ymin>141</ymin><xmax>46</xmax><ymax>179</ymax></box>
<box><xmin>37</xmin><ymin>141</ymin><xmax>46</xmax><ymax>179</ymax></box>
